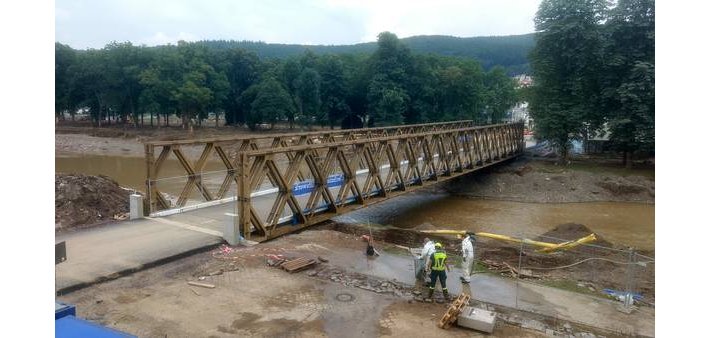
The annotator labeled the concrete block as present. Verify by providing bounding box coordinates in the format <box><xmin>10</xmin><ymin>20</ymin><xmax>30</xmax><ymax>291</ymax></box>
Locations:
<box><xmin>223</xmin><ymin>221</ymin><xmax>239</xmax><ymax>246</ymax></box>
<box><xmin>457</xmin><ymin>306</ymin><xmax>496</xmax><ymax>333</ymax></box>
<box><xmin>129</xmin><ymin>194</ymin><xmax>143</xmax><ymax>220</ymax></box>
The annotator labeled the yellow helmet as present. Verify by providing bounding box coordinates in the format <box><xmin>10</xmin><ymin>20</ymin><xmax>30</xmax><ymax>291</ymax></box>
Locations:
<box><xmin>434</xmin><ymin>242</ymin><xmax>443</xmax><ymax>249</ymax></box>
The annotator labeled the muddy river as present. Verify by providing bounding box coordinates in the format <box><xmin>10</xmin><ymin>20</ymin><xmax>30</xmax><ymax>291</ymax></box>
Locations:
<box><xmin>56</xmin><ymin>155</ymin><xmax>655</xmax><ymax>250</ymax></box>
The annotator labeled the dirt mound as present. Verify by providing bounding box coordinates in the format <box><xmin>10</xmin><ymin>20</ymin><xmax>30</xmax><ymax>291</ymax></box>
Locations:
<box><xmin>412</xmin><ymin>222</ymin><xmax>438</xmax><ymax>231</ymax></box>
<box><xmin>595</xmin><ymin>178</ymin><xmax>649</xmax><ymax>195</ymax></box>
<box><xmin>538</xmin><ymin>223</ymin><xmax>613</xmax><ymax>248</ymax></box>
<box><xmin>55</xmin><ymin>173</ymin><xmax>132</xmax><ymax>230</ymax></box>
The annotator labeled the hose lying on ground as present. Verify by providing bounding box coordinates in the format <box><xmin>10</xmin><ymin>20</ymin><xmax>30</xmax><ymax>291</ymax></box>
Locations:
<box><xmin>521</xmin><ymin>257</ymin><xmax>654</xmax><ymax>271</ymax></box>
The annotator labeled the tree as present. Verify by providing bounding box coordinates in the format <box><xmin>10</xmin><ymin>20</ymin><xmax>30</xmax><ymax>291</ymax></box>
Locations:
<box><xmin>69</xmin><ymin>49</ymin><xmax>112</xmax><ymax>126</ymax></box>
<box><xmin>248</xmin><ymin>77</ymin><xmax>294</xmax><ymax>130</ymax></box>
<box><xmin>318</xmin><ymin>55</ymin><xmax>350</xmax><ymax>128</ymax></box>
<box><xmin>484</xmin><ymin>66</ymin><xmax>517</xmax><ymax>123</ymax></box>
<box><xmin>367</xmin><ymin>76</ymin><xmax>407</xmax><ymax>126</ymax></box>
<box><xmin>528</xmin><ymin>0</ymin><xmax>609</xmax><ymax>163</ymax></box>
<box><xmin>279</xmin><ymin>57</ymin><xmax>303</xmax><ymax>128</ymax></box>
<box><xmin>602</xmin><ymin>0</ymin><xmax>655</xmax><ymax>166</ymax></box>
<box><xmin>55</xmin><ymin>43</ymin><xmax>77</xmax><ymax>121</ymax></box>
<box><xmin>296</xmin><ymin>67</ymin><xmax>322</xmax><ymax>128</ymax></box>
<box><xmin>366</xmin><ymin>32</ymin><xmax>413</xmax><ymax>126</ymax></box>
<box><xmin>139</xmin><ymin>45</ymin><xmax>182</xmax><ymax>127</ymax></box>
<box><xmin>214</xmin><ymin>49</ymin><xmax>262</xmax><ymax>126</ymax></box>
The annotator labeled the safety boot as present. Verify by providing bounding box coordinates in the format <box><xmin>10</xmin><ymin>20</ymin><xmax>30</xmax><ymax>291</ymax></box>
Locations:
<box><xmin>443</xmin><ymin>288</ymin><xmax>451</xmax><ymax>301</ymax></box>
<box><xmin>424</xmin><ymin>288</ymin><xmax>434</xmax><ymax>302</ymax></box>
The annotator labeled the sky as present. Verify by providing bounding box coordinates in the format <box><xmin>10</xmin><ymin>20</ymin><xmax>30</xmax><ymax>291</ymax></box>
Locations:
<box><xmin>55</xmin><ymin>0</ymin><xmax>542</xmax><ymax>49</ymax></box>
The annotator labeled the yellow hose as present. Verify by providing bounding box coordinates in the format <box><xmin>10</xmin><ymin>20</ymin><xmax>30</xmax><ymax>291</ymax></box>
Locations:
<box><xmin>419</xmin><ymin>230</ymin><xmax>597</xmax><ymax>253</ymax></box>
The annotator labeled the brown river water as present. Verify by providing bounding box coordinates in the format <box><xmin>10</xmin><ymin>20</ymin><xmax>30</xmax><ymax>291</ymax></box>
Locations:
<box><xmin>56</xmin><ymin>155</ymin><xmax>655</xmax><ymax>250</ymax></box>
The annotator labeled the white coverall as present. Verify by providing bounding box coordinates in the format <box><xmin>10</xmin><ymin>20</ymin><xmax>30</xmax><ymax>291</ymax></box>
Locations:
<box><xmin>419</xmin><ymin>240</ymin><xmax>436</xmax><ymax>280</ymax></box>
<box><xmin>461</xmin><ymin>235</ymin><xmax>475</xmax><ymax>282</ymax></box>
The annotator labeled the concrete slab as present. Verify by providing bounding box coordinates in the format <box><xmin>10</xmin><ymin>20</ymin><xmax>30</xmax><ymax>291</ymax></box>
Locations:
<box><xmin>55</xmin><ymin>218</ymin><xmax>223</xmax><ymax>292</ymax></box>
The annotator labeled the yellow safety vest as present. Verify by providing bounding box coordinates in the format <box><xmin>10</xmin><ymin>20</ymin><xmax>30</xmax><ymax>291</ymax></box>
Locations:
<box><xmin>431</xmin><ymin>251</ymin><xmax>447</xmax><ymax>271</ymax></box>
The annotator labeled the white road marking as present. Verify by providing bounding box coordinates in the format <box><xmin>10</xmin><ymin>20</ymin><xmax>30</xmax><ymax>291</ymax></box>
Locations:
<box><xmin>147</xmin><ymin>217</ymin><xmax>223</xmax><ymax>237</ymax></box>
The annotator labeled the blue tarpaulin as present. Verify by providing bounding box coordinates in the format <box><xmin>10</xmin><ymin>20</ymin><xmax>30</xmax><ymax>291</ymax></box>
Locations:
<box><xmin>56</xmin><ymin>316</ymin><xmax>136</xmax><ymax>338</ymax></box>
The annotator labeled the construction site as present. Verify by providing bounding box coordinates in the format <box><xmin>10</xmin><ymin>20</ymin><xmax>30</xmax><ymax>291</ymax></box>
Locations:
<box><xmin>54</xmin><ymin>121</ymin><xmax>655</xmax><ymax>337</ymax></box>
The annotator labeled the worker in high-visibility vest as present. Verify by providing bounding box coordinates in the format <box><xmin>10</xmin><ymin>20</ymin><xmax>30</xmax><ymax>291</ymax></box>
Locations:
<box><xmin>425</xmin><ymin>242</ymin><xmax>451</xmax><ymax>302</ymax></box>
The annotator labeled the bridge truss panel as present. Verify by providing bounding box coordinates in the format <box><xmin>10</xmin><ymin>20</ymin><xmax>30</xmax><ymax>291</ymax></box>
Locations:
<box><xmin>235</xmin><ymin>123</ymin><xmax>524</xmax><ymax>241</ymax></box>
<box><xmin>143</xmin><ymin>120</ymin><xmax>475</xmax><ymax>214</ymax></box>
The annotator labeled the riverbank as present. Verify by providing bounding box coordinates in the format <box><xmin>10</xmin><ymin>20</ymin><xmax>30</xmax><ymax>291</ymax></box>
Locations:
<box><xmin>441</xmin><ymin>158</ymin><xmax>654</xmax><ymax>204</ymax></box>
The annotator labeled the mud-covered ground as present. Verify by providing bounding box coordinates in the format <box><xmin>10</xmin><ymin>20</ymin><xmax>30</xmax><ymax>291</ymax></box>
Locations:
<box><xmin>441</xmin><ymin>158</ymin><xmax>654</xmax><ymax>203</ymax></box>
<box><xmin>322</xmin><ymin>221</ymin><xmax>655</xmax><ymax>306</ymax></box>
<box><xmin>59</xmin><ymin>229</ymin><xmax>607</xmax><ymax>338</ymax></box>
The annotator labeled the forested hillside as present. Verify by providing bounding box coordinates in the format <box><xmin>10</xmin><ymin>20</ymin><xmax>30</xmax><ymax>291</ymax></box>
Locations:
<box><xmin>55</xmin><ymin>32</ymin><xmax>520</xmax><ymax>131</ymax></box>
<box><xmin>195</xmin><ymin>34</ymin><xmax>534</xmax><ymax>75</ymax></box>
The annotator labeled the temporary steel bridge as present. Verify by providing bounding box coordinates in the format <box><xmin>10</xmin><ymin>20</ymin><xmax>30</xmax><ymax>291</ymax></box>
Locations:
<box><xmin>144</xmin><ymin>120</ymin><xmax>524</xmax><ymax>242</ymax></box>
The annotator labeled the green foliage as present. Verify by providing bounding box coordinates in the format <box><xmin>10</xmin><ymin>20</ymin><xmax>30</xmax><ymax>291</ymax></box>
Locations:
<box><xmin>194</xmin><ymin>34</ymin><xmax>535</xmax><ymax>75</ymax></box>
<box><xmin>296</xmin><ymin>68</ymin><xmax>322</xmax><ymax>127</ymax></box>
<box><xmin>483</xmin><ymin>66</ymin><xmax>517</xmax><ymax>123</ymax></box>
<box><xmin>247</xmin><ymin>77</ymin><xmax>294</xmax><ymax>130</ymax></box>
<box><xmin>55</xmin><ymin>43</ymin><xmax>78</xmax><ymax>119</ymax></box>
<box><xmin>318</xmin><ymin>55</ymin><xmax>350</xmax><ymax>128</ymax></box>
<box><xmin>528</xmin><ymin>0</ymin><xmax>654</xmax><ymax>163</ymax></box>
<box><xmin>529</xmin><ymin>0</ymin><xmax>611</xmax><ymax>161</ymax></box>
<box><xmin>56</xmin><ymin>33</ymin><xmax>529</xmax><ymax>128</ymax></box>
<box><xmin>602</xmin><ymin>0</ymin><xmax>655</xmax><ymax>162</ymax></box>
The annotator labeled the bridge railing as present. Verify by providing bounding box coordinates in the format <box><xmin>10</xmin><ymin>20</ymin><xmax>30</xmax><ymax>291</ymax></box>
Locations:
<box><xmin>144</xmin><ymin>120</ymin><xmax>476</xmax><ymax>214</ymax></box>
<box><xmin>234</xmin><ymin>122</ymin><xmax>524</xmax><ymax>241</ymax></box>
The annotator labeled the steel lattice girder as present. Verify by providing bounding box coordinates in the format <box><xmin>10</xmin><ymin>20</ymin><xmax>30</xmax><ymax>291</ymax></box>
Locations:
<box><xmin>235</xmin><ymin>123</ymin><xmax>524</xmax><ymax>241</ymax></box>
<box><xmin>143</xmin><ymin>120</ymin><xmax>477</xmax><ymax>213</ymax></box>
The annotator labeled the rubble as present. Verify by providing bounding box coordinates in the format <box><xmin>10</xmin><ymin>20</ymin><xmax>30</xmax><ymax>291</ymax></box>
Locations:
<box><xmin>55</xmin><ymin>173</ymin><xmax>132</xmax><ymax>230</ymax></box>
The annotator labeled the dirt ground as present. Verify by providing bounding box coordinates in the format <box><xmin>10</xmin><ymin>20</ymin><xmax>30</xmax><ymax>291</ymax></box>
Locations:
<box><xmin>441</xmin><ymin>158</ymin><xmax>654</xmax><ymax>203</ymax></box>
<box><xmin>59</xmin><ymin>229</ymin><xmax>552</xmax><ymax>337</ymax></box>
<box><xmin>55</xmin><ymin>124</ymin><xmax>332</xmax><ymax>157</ymax></box>
<box><xmin>55</xmin><ymin>173</ymin><xmax>132</xmax><ymax>231</ymax></box>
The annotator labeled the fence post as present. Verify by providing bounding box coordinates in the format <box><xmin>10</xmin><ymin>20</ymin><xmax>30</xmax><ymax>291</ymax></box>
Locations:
<box><xmin>145</xmin><ymin>143</ymin><xmax>155</xmax><ymax>214</ymax></box>
<box><xmin>516</xmin><ymin>232</ymin><xmax>524</xmax><ymax>309</ymax></box>
<box><xmin>623</xmin><ymin>248</ymin><xmax>636</xmax><ymax>310</ymax></box>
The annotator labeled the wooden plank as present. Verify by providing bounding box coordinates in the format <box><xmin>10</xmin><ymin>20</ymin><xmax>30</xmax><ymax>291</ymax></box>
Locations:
<box><xmin>438</xmin><ymin>294</ymin><xmax>471</xmax><ymax>329</ymax></box>
<box><xmin>281</xmin><ymin>257</ymin><xmax>317</xmax><ymax>272</ymax></box>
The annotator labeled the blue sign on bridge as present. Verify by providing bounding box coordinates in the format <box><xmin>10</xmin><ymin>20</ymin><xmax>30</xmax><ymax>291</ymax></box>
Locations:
<box><xmin>291</xmin><ymin>173</ymin><xmax>345</xmax><ymax>196</ymax></box>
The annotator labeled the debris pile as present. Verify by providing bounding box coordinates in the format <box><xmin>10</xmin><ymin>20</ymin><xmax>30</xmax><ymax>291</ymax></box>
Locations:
<box><xmin>537</xmin><ymin>223</ymin><xmax>613</xmax><ymax>248</ymax></box>
<box><xmin>55</xmin><ymin>173</ymin><xmax>132</xmax><ymax>230</ymax></box>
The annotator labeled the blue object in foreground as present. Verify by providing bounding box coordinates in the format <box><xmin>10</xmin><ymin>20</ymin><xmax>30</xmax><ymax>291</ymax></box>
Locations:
<box><xmin>55</xmin><ymin>301</ymin><xmax>76</xmax><ymax>320</ymax></box>
<box><xmin>602</xmin><ymin>288</ymin><xmax>643</xmax><ymax>301</ymax></box>
<box><xmin>56</xmin><ymin>316</ymin><xmax>136</xmax><ymax>338</ymax></box>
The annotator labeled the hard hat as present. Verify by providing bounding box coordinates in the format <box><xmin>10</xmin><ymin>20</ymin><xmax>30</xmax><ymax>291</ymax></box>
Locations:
<box><xmin>435</xmin><ymin>242</ymin><xmax>443</xmax><ymax>248</ymax></box>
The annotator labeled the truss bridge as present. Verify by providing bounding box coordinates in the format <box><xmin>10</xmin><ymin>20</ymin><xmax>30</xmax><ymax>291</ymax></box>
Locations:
<box><xmin>143</xmin><ymin>121</ymin><xmax>524</xmax><ymax>242</ymax></box>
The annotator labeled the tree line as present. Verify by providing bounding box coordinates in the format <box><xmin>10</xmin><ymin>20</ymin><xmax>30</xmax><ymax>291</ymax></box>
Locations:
<box><xmin>528</xmin><ymin>0</ymin><xmax>654</xmax><ymax>165</ymax></box>
<box><xmin>193</xmin><ymin>33</ymin><xmax>534</xmax><ymax>74</ymax></box>
<box><xmin>55</xmin><ymin>32</ymin><xmax>519</xmax><ymax>130</ymax></box>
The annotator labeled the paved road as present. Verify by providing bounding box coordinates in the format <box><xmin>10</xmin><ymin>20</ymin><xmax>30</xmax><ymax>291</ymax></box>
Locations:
<box><xmin>55</xmin><ymin>216</ymin><xmax>224</xmax><ymax>292</ymax></box>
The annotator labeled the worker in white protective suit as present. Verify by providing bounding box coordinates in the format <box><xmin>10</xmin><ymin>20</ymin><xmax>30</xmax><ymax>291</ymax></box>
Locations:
<box><xmin>417</xmin><ymin>238</ymin><xmax>437</xmax><ymax>283</ymax></box>
<box><xmin>460</xmin><ymin>233</ymin><xmax>476</xmax><ymax>283</ymax></box>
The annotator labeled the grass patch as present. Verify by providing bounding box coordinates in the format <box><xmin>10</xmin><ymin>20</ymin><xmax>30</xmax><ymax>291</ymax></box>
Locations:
<box><xmin>539</xmin><ymin>279</ymin><xmax>605</xmax><ymax>298</ymax></box>
<box><xmin>533</xmin><ymin>161</ymin><xmax>655</xmax><ymax>179</ymax></box>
